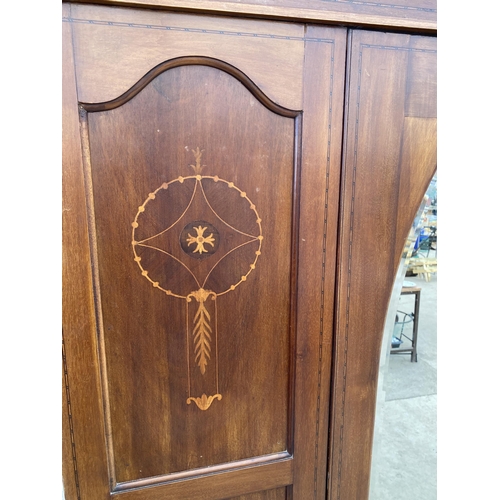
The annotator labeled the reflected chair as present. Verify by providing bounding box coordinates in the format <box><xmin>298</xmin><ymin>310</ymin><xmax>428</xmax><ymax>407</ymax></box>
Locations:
<box><xmin>390</xmin><ymin>286</ymin><xmax>421</xmax><ymax>362</ymax></box>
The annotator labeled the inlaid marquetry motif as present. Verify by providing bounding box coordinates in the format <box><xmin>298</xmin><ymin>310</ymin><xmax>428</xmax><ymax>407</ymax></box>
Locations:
<box><xmin>132</xmin><ymin>148</ymin><xmax>263</xmax><ymax>410</ymax></box>
<box><xmin>180</xmin><ymin>221</ymin><xmax>220</xmax><ymax>258</ymax></box>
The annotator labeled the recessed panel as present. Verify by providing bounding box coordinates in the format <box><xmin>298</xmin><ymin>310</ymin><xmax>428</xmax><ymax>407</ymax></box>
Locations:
<box><xmin>86</xmin><ymin>64</ymin><xmax>295</xmax><ymax>482</ymax></box>
<box><xmin>405</xmin><ymin>39</ymin><xmax>437</xmax><ymax>118</ymax></box>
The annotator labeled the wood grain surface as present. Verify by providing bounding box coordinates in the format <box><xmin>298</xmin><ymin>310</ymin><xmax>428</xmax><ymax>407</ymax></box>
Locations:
<box><xmin>110</xmin><ymin>458</ymin><xmax>293</xmax><ymax>499</ymax></box>
<box><xmin>68</xmin><ymin>4</ymin><xmax>305</xmax><ymax>110</ymax></box>
<box><xmin>229</xmin><ymin>489</ymin><xmax>286</xmax><ymax>500</ymax></box>
<box><xmin>328</xmin><ymin>30</ymin><xmax>436</xmax><ymax>500</ymax></box>
<box><xmin>86</xmin><ymin>62</ymin><xmax>295</xmax><ymax>483</ymax></box>
<box><xmin>68</xmin><ymin>0</ymin><xmax>437</xmax><ymax>31</ymax></box>
<box><xmin>63</xmin><ymin>4</ymin><xmax>348</xmax><ymax>498</ymax></box>
<box><xmin>63</xmin><ymin>4</ymin><xmax>111</xmax><ymax>499</ymax></box>
<box><xmin>292</xmin><ymin>25</ymin><xmax>346</xmax><ymax>499</ymax></box>
<box><xmin>63</xmin><ymin>3</ymin><xmax>437</xmax><ymax>499</ymax></box>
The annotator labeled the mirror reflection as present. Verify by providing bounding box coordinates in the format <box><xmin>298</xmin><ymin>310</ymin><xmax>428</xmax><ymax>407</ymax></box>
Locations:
<box><xmin>370</xmin><ymin>175</ymin><xmax>437</xmax><ymax>500</ymax></box>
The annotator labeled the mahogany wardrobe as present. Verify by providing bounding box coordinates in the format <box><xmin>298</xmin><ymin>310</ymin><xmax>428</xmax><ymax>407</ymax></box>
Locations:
<box><xmin>62</xmin><ymin>1</ymin><xmax>437</xmax><ymax>499</ymax></box>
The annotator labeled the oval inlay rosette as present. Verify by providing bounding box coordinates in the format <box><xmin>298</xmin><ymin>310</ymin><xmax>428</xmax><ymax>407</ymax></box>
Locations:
<box><xmin>130</xmin><ymin>148</ymin><xmax>263</xmax><ymax>410</ymax></box>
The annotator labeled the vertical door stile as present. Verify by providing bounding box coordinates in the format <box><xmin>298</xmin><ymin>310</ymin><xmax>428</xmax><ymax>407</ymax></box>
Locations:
<box><xmin>329</xmin><ymin>29</ymin><xmax>436</xmax><ymax>500</ymax></box>
<box><xmin>293</xmin><ymin>25</ymin><xmax>347</xmax><ymax>500</ymax></box>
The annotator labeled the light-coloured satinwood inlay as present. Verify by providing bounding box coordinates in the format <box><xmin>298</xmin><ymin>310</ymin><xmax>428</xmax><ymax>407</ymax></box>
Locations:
<box><xmin>186</xmin><ymin>393</ymin><xmax>223</xmax><ymax>411</ymax></box>
<box><xmin>131</xmin><ymin>148</ymin><xmax>263</xmax><ymax>410</ymax></box>
<box><xmin>186</xmin><ymin>225</ymin><xmax>216</xmax><ymax>255</ymax></box>
<box><xmin>186</xmin><ymin>288</ymin><xmax>216</xmax><ymax>375</ymax></box>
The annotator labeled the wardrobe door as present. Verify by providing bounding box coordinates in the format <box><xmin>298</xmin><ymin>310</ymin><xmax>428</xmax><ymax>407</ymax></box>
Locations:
<box><xmin>328</xmin><ymin>30</ymin><xmax>437</xmax><ymax>500</ymax></box>
<box><xmin>62</xmin><ymin>4</ymin><xmax>346</xmax><ymax>499</ymax></box>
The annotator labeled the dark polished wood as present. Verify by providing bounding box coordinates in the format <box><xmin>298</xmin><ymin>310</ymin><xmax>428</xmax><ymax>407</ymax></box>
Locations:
<box><xmin>80</xmin><ymin>56</ymin><xmax>300</xmax><ymax>115</ymax></box>
<box><xmin>63</xmin><ymin>4</ymin><xmax>110</xmax><ymax>498</ymax></box>
<box><xmin>107</xmin><ymin>458</ymin><xmax>293</xmax><ymax>499</ymax></box>
<box><xmin>86</xmin><ymin>62</ymin><xmax>296</xmax><ymax>483</ymax></box>
<box><xmin>293</xmin><ymin>25</ymin><xmax>346</xmax><ymax>498</ymax></box>
<box><xmin>230</xmin><ymin>490</ymin><xmax>287</xmax><ymax>500</ymax></box>
<box><xmin>68</xmin><ymin>4</ymin><xmax>305</xmax><ymax>110</ymax></box>
<box><xmin>63</xmin><ymin>4</ymin><xmax>437</xmax><ymax>500</ymax></box>
<box><xmin>63</xmin><ymin>4</ymin><xmax>348</xmax><ymax>499</ymax></box>
<box><xmin>328</xmin><ymin>30</ymin><xmax>436</xmax><ymax>500</ymax></box>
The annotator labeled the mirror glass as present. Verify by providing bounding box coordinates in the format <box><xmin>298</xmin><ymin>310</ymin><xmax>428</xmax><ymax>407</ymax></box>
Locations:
<box><xmin>370</xmin><ymin>174</ymin><xmax>437</xmax><ymax>500</ymax></box>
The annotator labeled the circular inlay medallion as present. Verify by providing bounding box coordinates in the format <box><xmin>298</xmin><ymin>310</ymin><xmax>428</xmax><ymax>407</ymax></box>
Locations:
<box><xmin>180</xmin><ymin>220</ymin><xmax>220</xmax><ymax>259</ymax></box>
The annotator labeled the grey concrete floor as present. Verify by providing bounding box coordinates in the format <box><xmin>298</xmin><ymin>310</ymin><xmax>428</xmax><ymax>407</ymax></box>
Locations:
<box><xmin>370</xmin><ymin>266</ymin><xmax>437</xmax><ymax>500</ymax></box>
